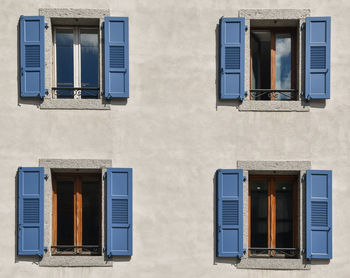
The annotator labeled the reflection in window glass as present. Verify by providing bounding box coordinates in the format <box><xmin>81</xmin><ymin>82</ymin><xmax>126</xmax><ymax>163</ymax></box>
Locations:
<box><xmin>250</xmin><ymin>180</ymin><xmax>268</xmax><ymax>251</ymax></box>
<box><xmin>80</xmin><ymin>29</ymin><xmax>99</xmax><ymax>99</ymax></box>
<box><xmin>275</xmin><ymin>179</ymin><xmax>294</xmax><ymax>248</ymax></box>
<box><xmin>276</xmin><ymin>34</ymin><xmax>291</xmax><ymax>100</ymax></box>
<box><xmin>56</xmin><ymin>29</ymin><xmax>74</xmax><ymax>98</ymax></box>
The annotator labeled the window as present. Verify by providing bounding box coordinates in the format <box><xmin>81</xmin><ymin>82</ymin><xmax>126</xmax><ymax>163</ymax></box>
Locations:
<box><xmin>53</xmin><ymin>27</ymin><xmax>99</xmax><ymax>99</ymax></box>
<box><xmin>216</xmin><ymin>163</ymin><xmax>332</xmax><ymax>270</ymax></box>
<box><xmin>220</xmin><ymin>10</ymin><xmax>331</xmax><ymax>111</ymax></box>
<box><xmin>19</xmin><ymin>10</ymin><xmax>129</xmax><ymax>109</ymax></box>
<box><xmin>17</xmin><ymin>161</ymin><xmax>133</xmax><ymax>267</ymax></box>
<box><xmin>249</xmin><ymin>175</ymin><xmax>298</xmax><ymax>258</ymax></box>
<box><xmin>250</xmin><ymin>28</ymin><xmax>297</xmax><ymax>100</ymax></box>
<box><xmin>52</xmin><ymin>173</ymin><xmax>101</xmax><ymax>255</ymax></box>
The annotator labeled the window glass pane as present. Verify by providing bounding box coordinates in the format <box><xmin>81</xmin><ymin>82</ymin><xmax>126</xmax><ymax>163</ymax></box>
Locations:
<box><xmin>57</xmin><ymin>180</ymin><xmax>74</xmax><ymax>247</ymax></box>
<box><xmin>251</xmin><ymin>31</ymin><xmax>271</xmax><ymax>100</ymax></box>
<box><xmin>56</xmin><ymin>29</ymin><xmax>74</xmax><ymax>98</ymax></box>
<box><xmin>275</xmin><ymin>178</ymin><xmax>294</xmax><ymax>248</ymax></box>
<box><xmin>275</xmin><ymin>34</ymin><xmax>292</xmax><ymax>100</ymax></box>
<box><xmin>80</xmin><ymin>29</ymin><xmax>99</xmax><ymax>99</ymax></box>
<box><xmin>250</xmin><ymin>179</ymin><xmax>268</xmax><ymax>250</ymax></box>
<box><xmin>82</xmin><ymin>180</ymin><xmax>100</xmax><ymax>247</ymax></box>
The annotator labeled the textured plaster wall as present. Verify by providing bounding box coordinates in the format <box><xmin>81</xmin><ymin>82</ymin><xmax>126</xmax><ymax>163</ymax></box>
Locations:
<box><xmin>0</xmin><ymin>0</ymin><xmax>350</xmax><ymax>277</ymax></box>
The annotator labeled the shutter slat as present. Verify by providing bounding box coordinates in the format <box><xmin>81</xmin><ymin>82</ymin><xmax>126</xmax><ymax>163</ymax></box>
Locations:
<box><xmin>104</xmin><ymin>17</ymin><xmax>129</xmax><ymax>99</ymax></box>
<box><xmin>220</xmin><ymin>18</ymin><xmax>245</xmax><ymax>100</ymax></box>
<box><xmin>107</xmin><ymin>168</ymin><xmax>133</xmax><ymax>256</ymax></box>
<box><xmin>217</xmin><ymin>169</ymin><xmax>244</xmax><ymax>258</ymax></box>
<box><xmin>306</xmin><ymin>170</ymin><xmax>332</xmax><ymax>259</ymax></box>
<box><xmin>305</xmin><ymin>17</ymin><xmax>331</xmax><ymax>100</ymax></box>
<box><xmin>20</xmin><ymin>16</ymin><xmax>45</xmax><ymax>98</ymax></box>
<box><xmin>18</xmin><ymin>167</ymin><xmax>44</xmax><ymax>256</ymax></box>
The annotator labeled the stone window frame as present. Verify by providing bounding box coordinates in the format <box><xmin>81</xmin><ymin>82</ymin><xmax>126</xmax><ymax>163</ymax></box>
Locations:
<box><xmin>38</xmin><ymin>159</ymin><xmax>113</xmax><ymax>267</ymax></box>
<box><xmin>238</xmin><ymin>9</ymin><xmax>311</xmax><ymax>112</ymax></box>
<box><xmin>39</xmin><ymin>8</ymin><xmax>111</xmax><ymax>110</ymax></box>
<box><xmin>236</xmin><ymin>161</ymin><xmax>311</xmax><ymax>270</ymax></box>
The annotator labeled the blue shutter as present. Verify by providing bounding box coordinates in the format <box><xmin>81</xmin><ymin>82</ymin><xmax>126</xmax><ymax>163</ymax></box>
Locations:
<box><xmin>107</xmin><ymin>168</ymin><xmax>132</xmax><ymax>256</ymax></box>
<box><xmin>104</xmin><ymin>17</ymin><xmax>129</xmax><ymax>99</ymax></box>
<box><xmin>305</xmin><ymin>17</ymin><xmax>331</xmax><ymax>100</ymax></box>
<box><xmin>20</xmin><ymin>16</ymin><xmax>45</xmax><ymax>98</ymax></box>
<box><xmin>306</xmin><ymin>170</ymin><xmax>332</xmax><ymax>259</ymax></box>
<box><xmin>220</xmin><ymin>18</ymin><xmax>245</xmax><ymax>100</ymax></box>
<box><xmin>217</xmin><ymin>169</ymin><xmax>244</xmax><ymax>258</ymax></box>
<box><xmin>18</xmin><ymin>167</ymin><xmax>44</xmax><ymax>256</ymax></box>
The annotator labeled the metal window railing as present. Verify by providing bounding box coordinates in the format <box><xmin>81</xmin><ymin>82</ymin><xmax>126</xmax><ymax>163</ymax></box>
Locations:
<box><xmin>248</xmin><ymin>247</ymin><xmax>299</xmax><ymax>258</ymax></box>
<box><xmin>250</xmin><ymin>89</ymin><xmax>298</xmax><ymax>100</ymax></box>
<box><xmin>51</xmin><ymin>245</ymin><xmax>101</xmax><ymax>255</ymax></box>
<box><xmin>51</xmin><ymin>87</ymin><xmax>100</xmax><ymax>98</ymax></box>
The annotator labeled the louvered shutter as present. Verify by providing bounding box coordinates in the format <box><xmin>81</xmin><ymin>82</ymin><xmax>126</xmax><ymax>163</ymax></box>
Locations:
<box><xmin>104</xmin><ymin>17</ymin><xmax>129</xmax><ymax>99</ymax></box>
<box><xmin>306</xmin><ymin>170</ymin><xmax>332</xmax><ymax>259</ymax></box>
<box><xmin>305</xmin><ymin>17</ymin><xmax>331</xmax><ymax>100</ymax></box>
<box><xmin>217</xmin><ymin>169</ymin><xmax>244</xmax><ymax>258</ymax></box>
<box><xmin>107</xmin><ymin>168</ymin><xmax>132</xmax><ymax>256</ymax></box>
<box><xmin>20</xmin><ymin>16</ymin><xmax>45</xmax><ymax>98</ymax></box>
<box><xmin>220</xmin><ymin>18</ymin><xmax>245</xmax><ymax>100</ymax></box>
<box><xmin>18</xmin><ymin>167</ymin><xmax>44</xmax><ymax>256</ymax></box>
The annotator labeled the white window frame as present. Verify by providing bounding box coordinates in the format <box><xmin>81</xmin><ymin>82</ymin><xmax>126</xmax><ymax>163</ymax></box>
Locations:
<box><xmin>53</xmin><ymin>26</ymin><xmax>100</xmax><ymax>99</ymax></box>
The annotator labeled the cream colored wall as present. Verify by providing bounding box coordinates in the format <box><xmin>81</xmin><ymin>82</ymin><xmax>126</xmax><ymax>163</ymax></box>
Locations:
<box><xmin>0</xmin><ymin>0</ymin><xmax>350</xmax><ymax>277</ymax></box>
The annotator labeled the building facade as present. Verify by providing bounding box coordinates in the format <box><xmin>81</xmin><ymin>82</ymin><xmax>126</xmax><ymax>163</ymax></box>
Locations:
<box><xmin>0</xmin><ymin>0</ymin><xmax>349</xmax><ymax>277</ymax></box>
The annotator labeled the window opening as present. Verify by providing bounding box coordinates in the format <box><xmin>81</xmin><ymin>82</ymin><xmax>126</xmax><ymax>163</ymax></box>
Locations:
<box><xmin>53</xmin><ymin>27</ymin><xmax>99</xmax><ymax>99</ymax></box>
<box><xmin>249</xmin><ymin>175</ymin><xmax>298</xmax><ymax>258</ymax></box>
<box><xmin>52</xmin><ymin>173</ymin><xmax>101</xmax><ymax>255</ymax></box>
<box><xmin>250</xmin><ymin>28</ymin><xmax>297</xmax><ymax>100</ymax></box>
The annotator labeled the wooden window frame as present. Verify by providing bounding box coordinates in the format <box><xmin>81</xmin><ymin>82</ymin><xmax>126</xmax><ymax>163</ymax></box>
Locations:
<box><xmin>52</xmin><ymin>173</ymin><xmax>102</xmax><ymax>255</ymax></box>
<box><xmin>248</xmin><ymin>175</ymin><xmax>298</xmax><ymax>257</ymax></box>
<box><xmin>250</xmin><ymin>27</ymin><xmax>297</xmax><ymax>100</ymax></box>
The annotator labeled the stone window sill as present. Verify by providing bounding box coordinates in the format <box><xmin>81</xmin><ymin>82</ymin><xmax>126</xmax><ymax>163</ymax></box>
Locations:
<box><xmin>40</xmin><ymin>99</ymin><xmax>110</xmax><ymax>110</ymax></box>
<box><xmin>236</xmin><ymin>258</ymin><xmax>310</xmax><ymax>270</ymax></box>
<box><xmin>238</xmin><ymin>100</ymin><xmax>309</xmax><ymax>112</ymax></box>
<box><xmin>39</xmin><ymin>255</ymin><xmax>112</xmax><ymax>267</ymax></box>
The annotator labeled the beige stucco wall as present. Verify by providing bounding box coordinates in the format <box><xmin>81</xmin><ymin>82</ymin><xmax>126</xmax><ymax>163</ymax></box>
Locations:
<box><xmin>0</xmin><ymin>0</ymin><xmax>350</xmax><ymax>277</ymax></box>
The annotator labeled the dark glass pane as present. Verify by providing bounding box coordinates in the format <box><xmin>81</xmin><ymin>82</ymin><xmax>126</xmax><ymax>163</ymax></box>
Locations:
<box><xmin>251</xmin><ymin>31</ymin><xmax>271</xmax><ymax>100</ymax></box>
<box><xmin>57</xmin><ymin>180</ymin><xmax>74</xmax><ymax>246</ymax></box>
<box><xmin>82</xmin><ymin>181</ymin><xmax>100</xmax><ymax>246</ymax></box>
<box><xmin>56</xmin><ymin>29</ymin><xmax>74</xmax><ymax>98</ymax></box>
<box><xmin>80</xmin><ymin>29</ymin><xmax>99</xmax><ymax>99</ymax></box>
<box><xmin>275</xmin><ymin>179</ymin><xmax>294</xmax><ymax>248</ymax></box>
<box><xmin>250</xmin><ymin>179</ymin><xmax>268</xmax><ymax>250</ymax></box>
<box><xmin>276</xmin><ymin>34</ymin><xmax>292</xmax><ymax>100</ymax></box>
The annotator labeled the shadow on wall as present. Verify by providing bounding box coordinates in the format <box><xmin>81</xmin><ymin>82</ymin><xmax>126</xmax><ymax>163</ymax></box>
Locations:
<box><xmin>212</xmin><ymin>172</ymin><xmax>240</xmax><ymax>266</ymax></box>
<box><xmin>215</xmin><ymin>23</ymin><xmax>241</xmax><ymax>111</ymax></box>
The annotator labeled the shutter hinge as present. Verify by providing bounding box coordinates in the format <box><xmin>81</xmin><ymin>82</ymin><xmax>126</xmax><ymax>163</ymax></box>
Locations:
<box><xmin>101</xmin><ymin>22</ymin><xmax>104</xmax><ymax>30</ymax></box>
<box><xmin>45</xmin><ymin>23</ymin><xmax>49</xmax><ymax>29</ymax></box>
<box><xmin>301</xmin><ymin>23</ymin><xmax>305</xmax><ymax>31</ymax></box>
<box><xmin>103</xmin><ymin>172</ymin><xmax>107</xmax><ymax>179</ymax></box>
<box><xmin>302</xmin><ymin>174</ymin><xmax>306</xmax><ymax>182</ymax></box>
<box><xmin>44</xmin><ymin>174</ymin><xmax>49</xmax><ymax>180</ymax></box>
<box><xmin>245</xmin><ymin>25</ymin><xmax>248</xmax><ymax>31</ymax></box>
<box><xmin>243</xmin><ymin>176</ymin><xmax>247</xmax><ymax>182</ymax></box>
<box><xmin>44</xmin><ymin>246</ymin><xmax>48</xmax><ymax>252</ymax></box>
